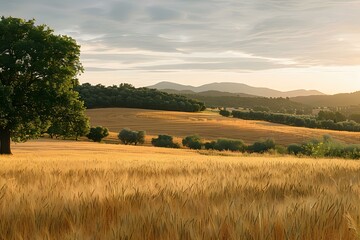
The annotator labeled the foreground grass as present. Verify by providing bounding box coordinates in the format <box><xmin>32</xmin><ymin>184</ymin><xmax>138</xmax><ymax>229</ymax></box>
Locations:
<box><xmin>1</xmin><ymin>140</ymin><xmax>360</xmax><ymax>239</ymax></box>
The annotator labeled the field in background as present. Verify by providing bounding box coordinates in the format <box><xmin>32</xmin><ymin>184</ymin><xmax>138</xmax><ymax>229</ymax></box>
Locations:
<box><xmin>1</xmin><ymin>140</ymin><xmax>359</xmax><ymax>239</ymax></box>
<box><xmin>87</xmin><ymin>108</ymin><xmax>360</xmax><ymax>145</ymax></box>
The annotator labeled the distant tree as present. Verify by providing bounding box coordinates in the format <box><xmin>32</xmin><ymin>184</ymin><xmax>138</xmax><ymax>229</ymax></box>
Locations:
<box><xmin>118</xmin><ymin>128</ymin><xmax>146</xmax><ymax>145</ymax></box>
<box><xmin>182</xmin><ymin>135</ymin><xmax>203</xmax><ymax>149</ymax></box>
<box><xmin>204</xmin><ymin>138</ymin><xmax>246</xmax><ymax>152</ymax></box>
<box><xmin>317</xmin><ymin>110</ymin><xmax>346</xmax><ymax>123</ymax></box>
<box><xmin>287</xmin><ymin>144</ymin><xmax>303</xmax><ymax>155</ymax></box>
<box><xmin>219</xmin><ymin>109</ymin><xmax>231</xmax><ymax>117</ymax></box>
<box><xmin>87</xmin><ymin>126</ymin><xmax>109</xmax><ymax>142</ymax></box>
<box><xmin>248</xmin><ymin>139</ymin><xmax>276</xmax><ymax>153</ymax></box>
<box><xmin>232</xmin><ymin>110</ymin><xmax>360</xmax><ymax>132</ymax></box>
<box><xmin>204</xmin><ymin>141</ymin><xmax>216</xmax><ymax>150</ymax></box>
<box><xmin>0</xmin><ymin>17</ymin><xmax>84</xmax><ymax>154</ymax></box>
<box><xmin>151</xmin><ymin>135</ymin><xmax>179</xmax><ymax>148</ymax></box>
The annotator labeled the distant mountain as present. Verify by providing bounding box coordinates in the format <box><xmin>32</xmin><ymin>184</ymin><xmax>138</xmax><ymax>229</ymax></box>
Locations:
<box><xmin>291</xmin><ymin>91</ymin><xmax>360</xmax><ymax>107</ymax></box>
<box><xmin>148</xmin><ymin>81</ymin><xmax>325</xmax><ymax>98</ymax></box>
<box><xmin>160</xmin><ymin>89</ymin><xmax>257</xmax><ymax>98</ymax></box>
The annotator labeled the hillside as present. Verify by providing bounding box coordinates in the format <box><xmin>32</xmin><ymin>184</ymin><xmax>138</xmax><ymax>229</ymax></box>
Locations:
<box><xmin>291</xmin><ymin>91</ymin><xmax>360</xmax><ymax>107</ymax></box>
<box><xmin>86</xmin><ymin>108</ymin><xmax>360</xmax><ymax>145</ymax></box>
<box><xmin>148</xmin><ymin>81</ymin><xmax>325</xmax><ymax>98</ymax></box>
<box><xmin>179</xmin><ymin>94</ymin><xmax>312</xmax><ymax>113</ymax></box>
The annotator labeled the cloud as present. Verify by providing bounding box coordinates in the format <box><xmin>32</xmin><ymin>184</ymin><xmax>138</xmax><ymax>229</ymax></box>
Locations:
<box><xmin>1</xmin><ymin>0</ymin><xmax>360</xmax><ymax>73</ymax></box>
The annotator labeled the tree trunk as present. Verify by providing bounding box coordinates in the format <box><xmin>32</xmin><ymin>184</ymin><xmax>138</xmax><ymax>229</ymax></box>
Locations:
<box><xmin>0</xmin><ymin>128</ymin><xmax>12</xmax><ymax>155</ymax></box>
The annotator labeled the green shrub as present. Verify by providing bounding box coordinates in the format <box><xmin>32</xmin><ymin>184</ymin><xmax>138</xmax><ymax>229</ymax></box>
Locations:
<box><xmin>248</xmin><ymin>139</ymin><xmax>276</xmax><ymax>153</ymax></box>
<box><xmin>205</xmin><ymin>138</ymin><xmax>246</xmax><ymax>152</ymax></box>
<box><xmin>204</xmin><ymin>141</ymin><xmax>216</xmax><ymax>150</ymax></box>
<box><xmin>274</xmin><ymin>145</ymin><xmax>287</xmax><ymax>154</ymax></box>
<box><xmin>118</xmin><ymin>128</ymin><xmax>146</xmax><ymax>145</ymax></box>
<box><xmin>287</xmin><ymin>144</ymin><xmax>303</xmax><ymax>155</ymax></box>
<box><xmin>219</xmin><ymin>109</ymin><xmax>231</xmax><ymax>117</ymax></box>
<box><xmin>182</xmin><ymin>135</ymin><xmax>203</xmax><ymax>149</ymax></box>
<box><xmin>151</xmin><ymin>135</ymin><xmax>180</xmax><ymax>148</ymax></box>
<box><xmin>86</xmin><ymin>126</ymin><xmax>109</xmax><ymax>142</ymax></box>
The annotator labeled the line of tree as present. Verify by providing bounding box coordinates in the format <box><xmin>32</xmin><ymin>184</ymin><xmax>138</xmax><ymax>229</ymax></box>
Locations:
<box><xmin>184</xmin><ymin>134</ymin><xmax>360</xmax><ymax>159</ymax></box>
<box><xmin>288</xmin><ymin>135</ymin><xmax>360</xmax><ymax>159</ymax></box>
<box><xmin>76</xmin><ymin>83</ymin><xmax>206</xmax><ymax>112</ymax></box>
<box><xmin>87</xmin><ymin>128</ymin><xmax>360</xmax><ymax>159</ymax></box>
<box><xmin>182</xmin><ymin>135</ymin><xmax>277</xmax><ymax>153</ymax></box>
<box><xmin>230</xmin><ymin>110</ymin><xmax>360</xmax><ymax>132</ymax></box>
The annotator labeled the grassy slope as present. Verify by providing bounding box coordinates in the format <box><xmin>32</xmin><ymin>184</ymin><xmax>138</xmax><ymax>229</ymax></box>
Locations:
<box><xmin>86</xmin><ymin>108</ymin><xmax>360</xmax><ymax>145</ymax></box>
<box><xmin>1</xmin><ymin>140</ymin><xmax>358</xmax><ymax>239</ymax></box>
<box><xmin>291</xmin><ymin>91</ymin><xmax>360</xmax><ymax>107</ymax></box>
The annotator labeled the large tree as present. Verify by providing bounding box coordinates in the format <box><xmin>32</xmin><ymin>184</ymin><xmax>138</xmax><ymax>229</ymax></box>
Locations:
<box><xmin>0</xmin><ymin>17</ymin><xmax>87</xmax><ymax>154</ymax></box>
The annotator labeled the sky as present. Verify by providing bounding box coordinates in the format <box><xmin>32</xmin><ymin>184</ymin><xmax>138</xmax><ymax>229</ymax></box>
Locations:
<box><xmin>2</xmin><ymin>0</ymin><xmax>360</xmax><ymax>94</ymax></box>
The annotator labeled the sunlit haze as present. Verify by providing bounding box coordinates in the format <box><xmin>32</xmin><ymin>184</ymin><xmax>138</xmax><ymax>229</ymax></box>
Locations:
<box><xmin>2</xmin><ymin>0</ymin><xmax>360</xmax><ymax>94</ymax></box>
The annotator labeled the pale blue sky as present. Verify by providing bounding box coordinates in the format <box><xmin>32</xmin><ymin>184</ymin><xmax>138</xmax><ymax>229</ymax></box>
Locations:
<box><xmin>2</xmin><ymin>0</ymin><xmax>360</xmax><ymax>94</ymax></box>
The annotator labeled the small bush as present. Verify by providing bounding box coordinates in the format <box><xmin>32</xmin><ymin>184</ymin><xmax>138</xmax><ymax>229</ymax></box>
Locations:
<box><xmin>151</xmin><ymin>135</ymin><xmax>180</xmax><ymax>148</ymax></box>
<box><xmin>248</xmin><ymin>139</ymin><xmax>276</xmax><ymax>153</ymax></box>
<box><xmin>87</xmin><ymin>126</ymin><xmax>109</xmax><ymax>142</ymax></box>
<box><xmin>118</xmin><ymin>128</ymin><xmax>146</xmax><ymax>145</ymax></box>
<box><xmin>219</xmin><ymin>109</ymin><xmax>231</xmax><ymax>117</ymax></box>
<box><xmin>274</xmin><ymin>145</ymin><xmax>287</xmax><ymax>154</ymax></box>
<box><xmin>205</xmin><ymin>138</ymin><xmax>246</xmax><ymax>152</ymax></box>
<box><xmin>204</xmin><ymin>141</ymin><xmax>216</xmax><ymax>150</ymax></box>
<box><xmin>287</xmin><ymin>144</ymin><xmax>303</xmax><ymax>155</ymax></box>
<box><xmin>182</xmin><ymin>135</ymin><xmax>203</xmax><ymax>149</ymax></box>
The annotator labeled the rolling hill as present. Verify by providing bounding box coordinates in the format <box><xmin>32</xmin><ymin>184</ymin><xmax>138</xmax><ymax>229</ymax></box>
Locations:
<box><xmin>148</xmin><ymin>81</ymin><xmax>324</xmax><ymax>98</ymax></box>
<box><xmin>86</xmin><ymin>108</ymin><xmax>360</xmax><ymax>145</ymax></box>
<box><xmin>291</xmin><ymin>91</ymin><xmax>360</xmax><ymax>107</ymax></box>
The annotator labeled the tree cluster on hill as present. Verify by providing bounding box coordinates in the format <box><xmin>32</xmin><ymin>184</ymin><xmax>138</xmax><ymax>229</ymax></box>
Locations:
<box><xmin>179</xmin><ymin>94</ymin><xmax>312</xmax><ymax>114</ymax></box>
<box><xmin>317</xmin><ymin>110</ymin><xmax>346</xmax><ymax>122</ymax></box>
<box><xmin>76</xmin><ymin>83</ymin><xmax>206</xmax><ymax>112</ymax></box>
<box><xmin>328</xmin><ymin>105</ymin><xmax>360</xmax><ymax>123</ymax></box>
<box><xmin>230</xmin><ymin>110</ymin><xmax>360</xmax><ymax>132</ymax></box>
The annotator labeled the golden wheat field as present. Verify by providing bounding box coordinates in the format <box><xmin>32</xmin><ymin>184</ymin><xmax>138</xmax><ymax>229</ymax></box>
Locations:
<box><xmin>86</xmin><ymin>108</ymin><xmax>360</xmax><ymax>145</ymax></box>
<box><xmin>0</xmin><ymin>140</ymin><xmax>358</xmax><ymax>239</ymax></box>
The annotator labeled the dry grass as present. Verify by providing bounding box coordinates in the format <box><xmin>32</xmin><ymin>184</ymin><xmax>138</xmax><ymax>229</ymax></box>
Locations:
<box><xmin>0</xmin><ymin>140</ymin><xmax>359</xmax><ymax>239</ymax></box>
<box><xmin>86</xmin><ymin>108</ymin><xmax>360</xmax><ymax>145</ymax></box>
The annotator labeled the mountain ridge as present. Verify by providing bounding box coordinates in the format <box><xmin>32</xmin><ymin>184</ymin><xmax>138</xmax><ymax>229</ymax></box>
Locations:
<box><xmin>148</xmin><ymin>81</ymin><xmax>325</xmax><ymax>98</ymax></box>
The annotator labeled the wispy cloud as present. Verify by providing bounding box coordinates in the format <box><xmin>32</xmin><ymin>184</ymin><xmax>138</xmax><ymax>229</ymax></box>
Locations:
<box><xmin>2</xmin><ymin>0</ymin><xmax>360</xmax><ymax>80</ymax></box>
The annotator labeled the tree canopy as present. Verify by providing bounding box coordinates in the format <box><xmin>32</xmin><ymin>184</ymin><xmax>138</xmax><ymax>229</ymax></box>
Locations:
<box><xmin>76</xmin><ymin>83</ymin><xmax>206</xmax><ymax>112</ymax></box>
<box><xmin>0</xmin><ymin>17</ymin><xmax>88</xmax><ymax>154</ymax></box>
